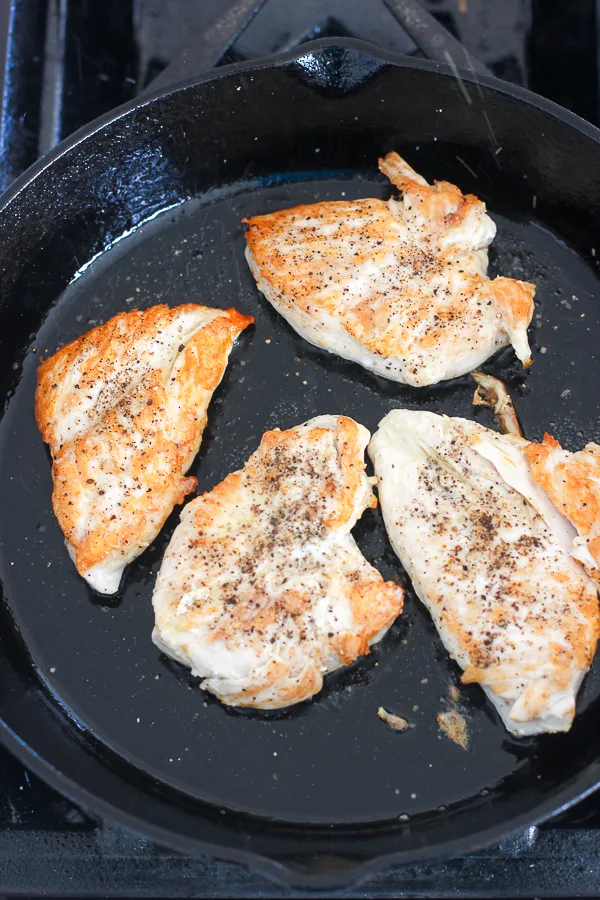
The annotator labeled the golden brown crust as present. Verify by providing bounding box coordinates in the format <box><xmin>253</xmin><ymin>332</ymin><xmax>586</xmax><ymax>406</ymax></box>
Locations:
<box><xmin>36</xmin><ymin>304</ymin><xmax>253</xmax><ymax>581</ymax></box>
<box><xmin>152</xmin><ymin>416</ymin><xmax>404</xmax><ymax>709</ymax></box>
<box><xmin>245</xmin><ymin>198</ymin><xmax>392</xmax><ymax>306</ymax></box>
<box><xmin>36</xmin><ymin>304</ymin><xmax>253</xmax><ymax>452</ymax></box>
<box><xmin>379</xmin><ymin>151</ymin><xmax>484</xmax><ymax>237</ymax></box>
<box><xmin>51</xmin><ymin>371</ymin><xmax>198</xmax><ymax>576</ymax></box>
<box><xmin>245</xmin><ymin>152</ymin><xmax>535</xmax><ymax>385</ymax></box>
<box><xmin>38</xmin><ymin>305</ymin><xmax>185</xmax><ymax>449</ymax></box>
<box><xmin>525</xmin><ymin>433</ymin><xmax>600</xmax><ymax>575</ymax></box>
<box><xmin>477</xmin><ymin>278</ymin><xmax>535</xmax><ymax>365</ymax></box>
<box><xmin>370</xmin><ymin>408</ymin><xmax>600</xmax><ymax>733</ymax></box>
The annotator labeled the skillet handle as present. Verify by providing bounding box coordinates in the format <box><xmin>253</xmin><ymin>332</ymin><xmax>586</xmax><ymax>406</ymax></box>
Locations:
<box><xmin>381</xmin><ymin>0</ymin><xmax>490</xmax><ymax>76</ymax></box>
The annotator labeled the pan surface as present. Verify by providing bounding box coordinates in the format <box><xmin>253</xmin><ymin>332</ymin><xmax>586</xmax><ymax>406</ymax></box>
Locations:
<box><xmin>1</xmin><ymin>40</ymin><xmax>600</xmax><ymax>887</ymax></box>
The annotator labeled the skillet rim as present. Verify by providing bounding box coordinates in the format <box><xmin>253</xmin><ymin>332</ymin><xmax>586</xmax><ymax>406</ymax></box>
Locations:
<box><xmin>1</xmin><ymin>36</ymin><xmax>600</xmax><ymax>890</ymax></box>
<box><xmin>3</xmin><ymin>35</ymin><xmax>600</xmax><ymax>215</ymax></box>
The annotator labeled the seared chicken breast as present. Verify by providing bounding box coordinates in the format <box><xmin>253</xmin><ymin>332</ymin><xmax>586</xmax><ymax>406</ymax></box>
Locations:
<box><xmin>369</xmin><ymin>409</ymin><xmax>600</xmax><ymax>736</ymax></box>
<box><xmin>36</xmin><ymin>304</ymin><xmax>253</xmax><ymax>594</ymax></box>
<box><xmin>245</xmin><ymin>152</ymin><xmax>535</xmax><ymax>387</ymax></box>
<box><xmin>152</xmin><ymin>415</ymin><xmax>404</xmax><ymax>709</ymax></box>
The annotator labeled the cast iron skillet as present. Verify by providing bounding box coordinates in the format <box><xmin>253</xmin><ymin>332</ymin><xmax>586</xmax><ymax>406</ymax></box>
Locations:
<box><xmin>1</xmin><ymin>37</ymin><xmax>600</xmax><ymax>891</ymax></box>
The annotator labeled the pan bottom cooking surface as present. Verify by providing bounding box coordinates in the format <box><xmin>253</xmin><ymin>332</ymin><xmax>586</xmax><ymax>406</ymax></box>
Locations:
<box><xmin>1</xmin><ymin>169</ymin><xmax>600</xmax><ymax>825</ymax></box>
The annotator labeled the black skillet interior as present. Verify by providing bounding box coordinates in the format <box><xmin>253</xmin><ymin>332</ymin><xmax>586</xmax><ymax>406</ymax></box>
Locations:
<box><xmin>1</xmin><ymin>40</ymin><xmax>600</xmax><ymax>889</ymax></box>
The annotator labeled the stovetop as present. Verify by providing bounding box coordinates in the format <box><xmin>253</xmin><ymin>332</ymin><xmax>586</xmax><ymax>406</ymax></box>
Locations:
<box><xmin>1</xmin><ymin>1</ymin><xmax>600</xmax><ymax>896</ymax></box>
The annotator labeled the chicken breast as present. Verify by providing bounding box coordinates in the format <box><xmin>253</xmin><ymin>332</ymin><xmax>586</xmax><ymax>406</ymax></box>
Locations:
<box><xmin>36</xmin><ymin>303</ymin><xmax>253</xmax><ymax>594</ymax></box>
<box><xmin>244</xmin><ymin>152</ymin><xmax>535</xmax><ymax>387</ymax></box>
<box><xmin>152</xmin><ymin>415</ymin><xmax>404</xmax><ymax>709</ymax></box>
<box><xmin>369</xmin><ymin>409</ymin><xmax>600</xmax><ymax>736</ymax></box>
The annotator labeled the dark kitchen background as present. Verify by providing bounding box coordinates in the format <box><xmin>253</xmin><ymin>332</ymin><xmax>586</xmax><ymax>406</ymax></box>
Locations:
<box><xmin>0</xmin><ymin>1</ymin><xmax>599</xmax><ymax>897</ymax></box>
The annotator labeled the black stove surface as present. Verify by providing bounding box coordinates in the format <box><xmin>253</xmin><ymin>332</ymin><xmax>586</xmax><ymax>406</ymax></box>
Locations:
<box><xmin>1</xmin><ymin>1</ymin><xmax>600</xmax><ymax>896</ymax></box>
